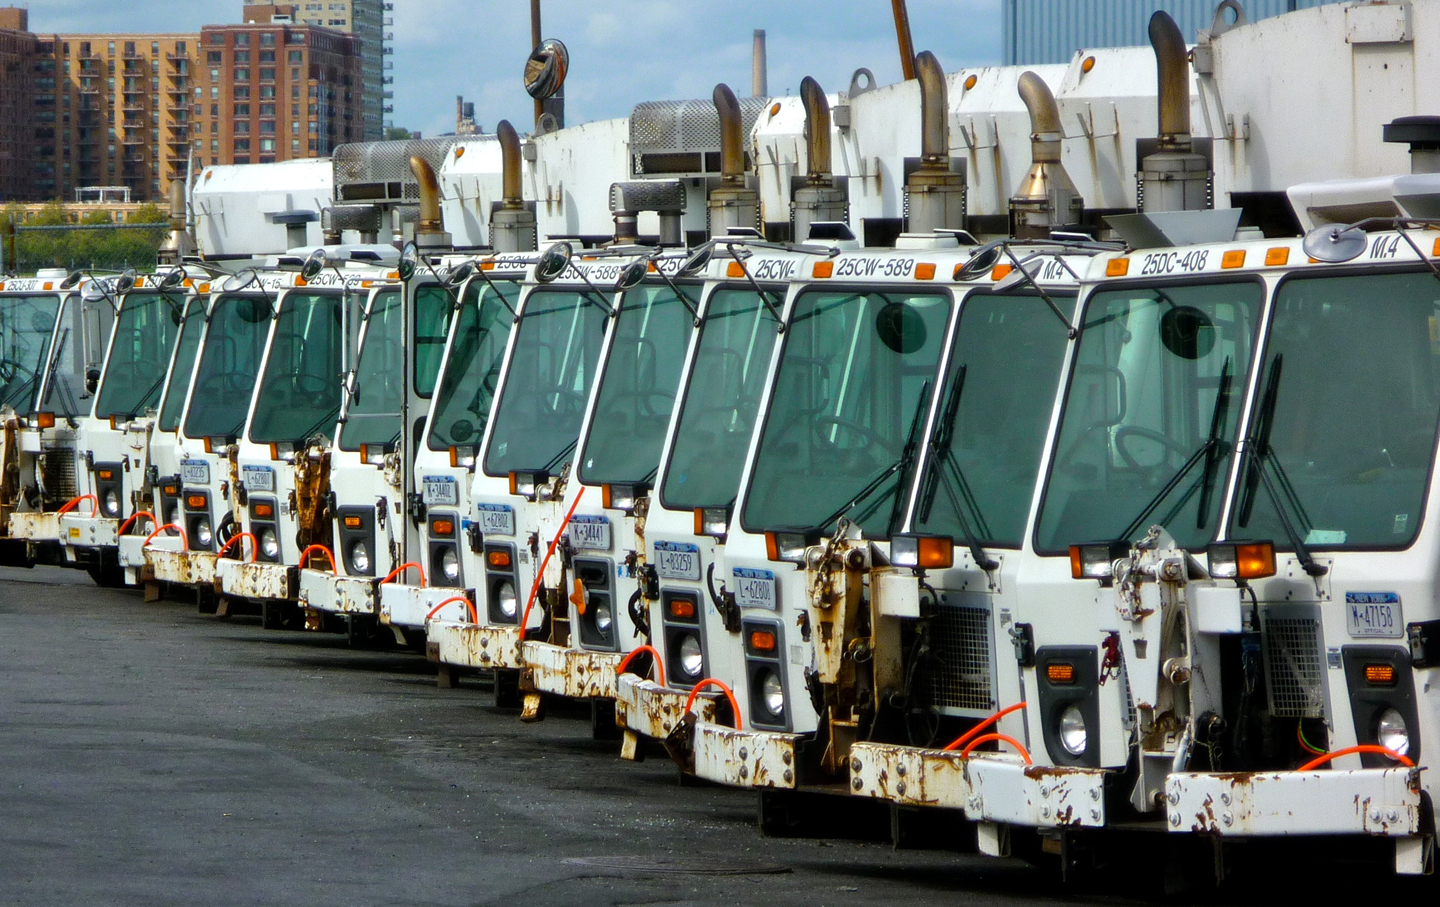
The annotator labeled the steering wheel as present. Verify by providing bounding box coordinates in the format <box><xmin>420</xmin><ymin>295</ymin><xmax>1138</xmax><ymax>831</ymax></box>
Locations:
<box><xmin>0</xmin><ymin>358</ymin><xmax>34</xmax><ymax>385</ymax></box>
<box><xmin>1114</xmin><ymin>425</ymin><xmax>1194</xmax><ymax>470</ymax></box>
<box><xmin>543</xmin><ymin>389</ymin><xmax>588</xmax><ymax>415</ymax></box>
<box><xmin>811</xmin><ymin>416</ymin><xmax>898</xmax><ymax>456</ymax></box>
<box><xmin>290</xmin><ymin>373</ymin><xmax>331</xmax><ymax>398</ymax></box>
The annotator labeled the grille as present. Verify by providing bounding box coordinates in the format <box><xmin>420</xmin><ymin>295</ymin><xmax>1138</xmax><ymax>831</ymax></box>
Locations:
<box><xmin>41</xmin><ymin>447</ymin><xmax>77</xmax><ymax>507</ymax></box>
<box><xmin>331</xmin><ymin>137</ymin><xmax>458</xmax><ymax>202</ymax></box>
<box><xmin>929</xmin><ymin>604</ymin><xmax>995</xmax><ymax>715</ymax></box>
<box><xmin>609</xmin><ymin>180</ymin><xmax>686</xmax><ymax>214</ymax></box>
<box><xmin>1262</xmin><ymin>613</ymin><xmax>1326</xmax><ymax>719</ymax></box>
<box><xmin>629</xmin><ymin>96</ymin><xmax>770</xmax><ymax>156</ymax></box>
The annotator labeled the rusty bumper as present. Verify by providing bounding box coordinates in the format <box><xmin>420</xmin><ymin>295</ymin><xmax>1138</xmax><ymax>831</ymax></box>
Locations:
<box><xmin>615</xmin><ymin>674</ymin><xmax>717</xmax><ymax>740</ymax></box>
<box><xmin>847</xmin><ymin>742</ymin><xmax>1106</xmax><ymax>827</ymax></box>
<box><xmin>518</xmin><ymin>641</ymin><xmax>624</xmax><ymax>700</ymax></box>
<box><xmin>691</xmin><ymin>720</ymin><xmax>802</xmax><ymax>789</ymax></box>
<box><xmin>218</xmin><ymin>559</ymin><xmax>296</xmax><ymax>600</ymax></box>
<box><xmin>118</xmin><ymin>536</ymin><xmax>147</xmax><ymax>569</ymax></box>
<box><xmin>1165</xmin><ymin>768</ymin><xmax>1422</xmax><ymax>836</ymax></box>
<box><xmin>379</xmin><ymin>583</ymin><xmax>470</xmax><ymax>629</ymax></box>
<box><xmin>146</xmin><ymin>545</ymin><xmax>217</xmax><ymax>586</ymax></box>
<box><xmin>297</xmin><ymin>568</ymin><xmax>377</xmax><ymax>615</ymax></box>
<box><xmin>59</xmin><ymin>515</ymin><xmax>120</xmax><ymax>548</ymax></box>
<box><xmin>8</xmin><ymin>512</ymin><xmax>61</xmax><ymax>541</ymax></box>
<box><xmin>429</xmin><ymin>621</ymin><xmax>524</xmax><ymax>670</ymax></box>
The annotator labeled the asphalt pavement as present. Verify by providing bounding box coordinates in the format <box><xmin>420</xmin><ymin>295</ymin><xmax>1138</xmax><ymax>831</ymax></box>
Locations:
<box><xmin>0</xmin><ymin>565</ymin><xmax>1413</xmax><ymax>906</ymax></box>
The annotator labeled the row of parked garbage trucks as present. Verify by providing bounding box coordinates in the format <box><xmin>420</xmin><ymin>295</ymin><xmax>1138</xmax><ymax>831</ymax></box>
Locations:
<box><xmin>6</xmin><ymin>0</ymin><xmax>1440</xmax><ymax>885</ymax></box>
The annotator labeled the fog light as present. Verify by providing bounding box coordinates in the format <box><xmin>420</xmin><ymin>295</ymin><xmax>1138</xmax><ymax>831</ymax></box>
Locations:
<box><xmin>1059</xmin><ymin>704</ymin><xmax>1087</xmax><ymax>756</ymax></box>
<box><xmin>102</xmin><ymin>489</ymin><xmax>121</xmax><ymax>516</ymax></box>
<box><xmin>761</xmin><ymin>670</ymin><xmax>785</xmax><ymax>718</ymax></box>
<box><xmin>694</xmin><ymin>506</ymin><xmax>729</xmax><ymax>539</ymax></box>
<box><xmin>441</xmin><ymin>548</ymin><xmax>459</xmax><ymax>581</ymax></box>
<box><xmin>890</xmin><ymin>533</ymin><xmax>954</xmax><ymax>570</ymax></box>
<box><xmin>349</xmin><ymin>540</ymin><xmax>370</xmax><ymax>574</ymax></box>
<box><xmin>1068</xmin><ymin>541</ymin><xmax>1129</xmax><ymax>581</ymax></box>
<box><xmin>195</xmin><ymin>518</ymin><xmax>213</xmax><ymax>547</ymax></box>
<box><xmin>602</xmin><ymin>483</ymin><xmax>644</xmax><ymax>513</ymax></box>
<box><xmin>496</xmin><ymin>580</ymin><xmax>518</xmax><ymax>618</ymax></box>
<box><xmin>678</xmin><ymin>633</ymin><xmax>703</xmax><ymax>679</ymax></box>
<box><xmin>594</xmin><ymin>602</ymin><xmax>613</xmax><ymax>633</ymax></box>
<box><xmin>1207</xmin><ymin>540</ymin><xmax>1276</xmax><ymax>581</ymax></box>
<box><xmin>1378</xmin><ymin>708</ymin><xmax>1410</xmax><ymax>756</ymax></box>
<box><xmin>260</xmin><ymin>528</ymin><xmax>279</xmax><ymax>560</ymax></box>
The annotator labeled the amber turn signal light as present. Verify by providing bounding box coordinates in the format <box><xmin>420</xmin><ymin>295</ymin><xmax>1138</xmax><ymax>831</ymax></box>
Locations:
<box><xmin>1207</xmin><ymin>541</ymin><xmax>1277</xmax><ymax>581</ymax></box>
<box><xmin>668</xmin><ymin>598</ymin><xmax>696</xmax><ymax>619</ymax></box>
<box><xmin>1046</xmin><ymin>663</ymin><xmax>1076</xmax><ymax>684</ymax></box>
<box><xmin>487</xmin><ymin>549</ymin><xmax>512</xmax><ymax>568</ymax></box>
<box><xmin>1364</xmin><ymin>664</ymin><xmax>1397</xmax><ymax>686</ymax></box>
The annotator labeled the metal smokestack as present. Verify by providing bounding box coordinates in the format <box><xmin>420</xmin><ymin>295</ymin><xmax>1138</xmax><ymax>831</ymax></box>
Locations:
<box><xmin>792</xmin><ymin>76</ymin><xmax>847</xmax><ymax>242</ymax></box>
<box><xmin>1010</xmin><ymin>71</ymin><xmax>1082</xmax><ymax>238</ymax></box>
<box><xmin>1139</xmin><ymin>11</ymin><xmax>1209</xmax><ymax>212</ymax></box>
<box><xmin>490</xmin><ymin>119</ymin><xmax>537</xmax><ymax>252</ymax></box>
<box><xmin>752</xmin><ymin>30</ymin><xmax>767</xmax><ymax>97</ymax></box>
<box><xmin>707</xmin><ymin>83</ymin><xmax>759</xmax><ymax>237</ymax></box>
<box><xmin>905</xmin><ymin>51</ymin><xmax>965</xmax><ymax>233</ymax></box>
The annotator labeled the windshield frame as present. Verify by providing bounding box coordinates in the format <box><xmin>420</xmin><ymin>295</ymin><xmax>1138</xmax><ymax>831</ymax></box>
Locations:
<box><xmin>180</xmin><ymin>291</ymin><xmax>276</xmax><ymax>443</ymax></box>
<box><xmin>1030</xmin><ymin>273</ymin><xmax>1266</xmax><ymax>557</ymax></box>
<box><xmin>424</xmin><ymin>275</ymin><xmax>520</xmax><ymax>453</ymax></box>
<box><xmin>246</xmin><ymin>288</ymin><xmax>345</xmax><ymax>446</ymax></box>
<box><xmin>93</xmin><ymin>290</ymin><xmax>187</xmax><ymax>421</ymax></box>
<box><xmin>0</xmin><ymin>292</ymin><xmax>62</xmax><ymax>415</ymax></box>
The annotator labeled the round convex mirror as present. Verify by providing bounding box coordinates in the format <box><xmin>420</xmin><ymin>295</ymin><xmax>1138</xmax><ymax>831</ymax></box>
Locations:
<box><xmin>398</xmin><ymin>242</ymin><xmax>420</xmax><ymax>281</ymax></box>
<box><xmin>677</xmin><ymin>244</ymin><xmax>714</xmax><ymax>278</ymax></box>
<box><xmin>615</xmin><ymin>259</ymin><xmax>649</xmax><ymax>291</ymax></box>
<box><xmin>535</xmin><ymin>242</ymin><xmax>573</xmax><ymax>284</ymax></box>
<box><xmin>301</xmin><ymin>248</ymin><xmax>327</xmax><ymax>281</ymax></box>
<box><xmin>447</xmin><ymin>260</ymin><xmax>475</xmax><ymax>288</ymax></box>
<box><xmin>955</xmin><ymin>245</ymin><xmax>1002</xmax><ymax>281</ymax></box>
<box><xmin>523</xmin><ymin>39</ymin><xmax>569</xmax><ymax>100</ymax></box>
<box><xmin>159</xmin><ymin>268</ymin><xmax>186</xmax><ymax>290</ymax></box>
<box><xmin>60</xmin><ymin>270</ymin><xmax>84</xmax><ymax>290</ymax></box>
<box><xmin>1159</xmin><ymin>305</ymin><xmax>1216</xmax><ymax>360</ymax></box>
<box><xmin>875</xmin><ymin>301</ymin><xmax>927</xmax><ymax>355</ymax></box>
<box><xmin>80</xmin><ymin>280</ymin><xmax>107</xmax><ymax>303</ymax></box>
<box><xmin>117</xmin><ymin>268</ymin><xmax>138</xmax><ymax>292</ymax></box>
<box><xmin>449</xmin><ymin>418</ymin><xmax>474</xmax><ymax>442</ymax></box>
<box><xmin>221</xmin><ymin>269</ymin><xmax>258</xmax><ymax>293</ymax></box>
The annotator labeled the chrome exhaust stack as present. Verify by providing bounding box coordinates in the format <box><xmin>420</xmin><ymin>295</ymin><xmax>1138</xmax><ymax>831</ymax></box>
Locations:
<box><xmin>157</xmin><ymin>177</ymin><xmax>196</xmax><ymax>264</ymax></box>
<box><xmin>707</xmin><ymin>83</ymin><xmax>759</xmax><ymax>238</ymax></box>
<box><xmin>1010</xmin><ymin>71</ymin><xmax>1082</xmax><ymax>238</ymax></box>
<box><xmin>490</xmin><ymin>120</ymin><xmax>537</xmax><ymax>253</ymax></box>
<box><xmin>1140</xmin><ymin>11</ymin><xmax>1209</xmax><ymax>212</ymax></box>
<box><xmin>792</xmin><ymin>77</ymin><xmax>848</xmax><ymax>243</ymax></box>
<box><xmin>409</xmin><ymin>154</ymin><xmax>452</xmax><ymax>251</ymax></box>
<box><xmin>906</xmin><ymin>51</ymin><xmax>965</xmax><ymax>233</ymax></box>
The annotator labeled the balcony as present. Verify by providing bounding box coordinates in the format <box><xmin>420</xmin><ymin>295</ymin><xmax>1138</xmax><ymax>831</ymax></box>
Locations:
<box><xmin>122</xmin><ymin>133</ymin><xmax>147</xmax><ymax>145</ymax></box>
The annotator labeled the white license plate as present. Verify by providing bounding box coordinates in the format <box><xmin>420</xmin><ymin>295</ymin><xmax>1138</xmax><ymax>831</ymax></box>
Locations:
<box><xmin>422</xmin><ymin>476</ymin><xmax>459</xmax><ymax>507</ymax></box>
<box><xmin>242</xmin><ymin>465</ymin><xmax>275</xmax><ymax>493</ymax></box>
<box><xmin>655</xmin><ymin>540</ymin><xmax>700</xmax><ymax>581</ymax></box>
<box><xmin>181</xmin><ymin>459</ymin><xmax>210</xmax><ymax>485</ymax></box>
<box><xmin>568</xmin><ymin>514</ymin><xmax>611</xmax><ymax>551</ymax></box>
<box><xmin>476</xmin><ymin>503</ymin><xmax>514</xmax><ymax>535</ymax></box>
<box><xmin>1346</xmin><ymin>592</ymin><xmax>1402</xmax><ymax>638</ymax></box>
<box><xmin>732</xmin><ymin>567</ymin><xmax>776</xmax><ymax>611</ymax></box>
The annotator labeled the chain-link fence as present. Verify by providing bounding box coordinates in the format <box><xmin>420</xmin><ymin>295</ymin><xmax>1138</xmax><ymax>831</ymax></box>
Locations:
<box><xmin>2</xmin><ymin>221</ymin><xmax>169</xmax><ymax>276</ymax></box>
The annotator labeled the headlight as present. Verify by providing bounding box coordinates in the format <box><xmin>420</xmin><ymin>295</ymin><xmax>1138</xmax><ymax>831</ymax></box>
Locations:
<box><xmin>349</xmin><ymin>540</ymin><xmax>369</xmax><ymax>573</ymax></box>
<box><xmin>1378</xmin><ymin>708</ymin><xmax>1410</xmax><ymax>755</ymax></box>
<box><xmin>1059</xmin><ymin>704</ymin><xmax>1087</xmax><ymax>756</ymax></box>
<box><xmin>102</xmin><ymin>489</ymin><xmax>121</xmax><ymax>516</ymax></box>
<box><xmin>166</xmin><ymin>504</ymin><xmax>180</xmax><ymax>526</ymax></box>
<box><xmin>496</xmin><ymin>580</ymin><xmax>518</xmax><ymax>618</ymax></box>
<box><xmin>260</xmin><ymin>527</ymin><xmax>279</xmax><ymax>559</ymax></box>
<box><xmin>441</xmin><ymin>548</ymin><xmax>459</xmax><ymax>581</ymax></box>
<box><xmin>594</xmin><ymin>601</ymin><xmax>612</xmax><ymax>633</ymax></box>
<box><xmin>195</xmin><ymin>517</ymin><xmax>213</xmax><ymax>547</ymax></box>
<box><xmin>760</xmin><ymin>670</ymin><xmax>785</xmax><ymax>718</ymax></box>
<box><xmin>678</xmin><ymin>633</ymin><xmax>703</xmax><ymax>679</ymax></box>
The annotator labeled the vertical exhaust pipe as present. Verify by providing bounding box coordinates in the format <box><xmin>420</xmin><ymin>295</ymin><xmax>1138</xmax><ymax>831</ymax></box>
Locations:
<box><xmin>157</xmin><ymin>176</ymin><xmax>195</xmax><ymax>264</ymax></box>
<box><xmin>707</xmin><ymin>83</ymin><xmax>759</xmax><ymax>238</ymax></box>
<box><xmin>491</xmin><ymin>119</ymin><xmax>537</xmax><ymax>253</ymax></box>
<box><xmin>906</xmin><ymin>51</ymin><xmax>965</xmax><ymax>234</ymax></box>
<box><xmin>1139</xmin><ymin>11</ymin><xmax>1209</xmax><ymax>213</ymax></box>
<box><xmin>792</xmin><ymin>76</ymin><xmax>847</xmax><ymax>242</ymax></box>
<box><xmin>409</xmin><ymin>154</ymin><xmax>452</xmax><ymax>250</ymax></box>
<box><xmin>1010</xmin><ymin>71</ymin><xmax>1082</xmax><ymax>238</ymax></box>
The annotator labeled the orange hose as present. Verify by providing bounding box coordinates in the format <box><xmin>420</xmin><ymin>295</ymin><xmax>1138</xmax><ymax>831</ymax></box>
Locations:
<box><xmin>381</xmin><ymin>561</ymin><xmax>425</xmax><ymax>586</ymax></box>
<box><xmin>117</xmin><ymin>511</ymin><xmax>157</xmax><ymax>536</ymax></box>
<box><xmin>216</xmin><ymin>531</ymin><xmax>258</xmax><ymax>563</ymax></box>
<box><xmin>617</xmin><ymin>644</ymin><xmax>666</xmax><ymax>686</ymax></box>
<box><xmin>142</xmin><ymin>523</ymin><xmax>189</xmax><ymax>551</ymax></box>
<box><xmin>959</xmin><ymin>733</ymin><xmax>1033</xmax><ymax>764</ymax></box>
<box><xmin>683</xmin><ymin>677</ymin><xmax>742</xmax><ymax>729</ymax></box>
<box><xmin>298</xmin><ymin>544</ymin><xmax>337</xmax><ymax>574</ymax></box>
<box><xmin>425</xmin><ymin>595</ymin><xmax>478</xmax><ymax>623</ymax></box>
<box><xmin>943</xmin><ymin>702</ymin><xmax>1028</xmax><ymax>752</ymax></box>
<box><xmin>57</xmin><ymin>494</ymin><xmax>98</xmax><ymax>516</ymax></box>
<box><xmin>1296</xmin><ymin>745</ymin><xmax>1414</xmax><ymax>772</ymax></box>
<box><xmin>518</xmin><ymin>486</ymin><xmax>588</xmax><ymax>633</ymax></box>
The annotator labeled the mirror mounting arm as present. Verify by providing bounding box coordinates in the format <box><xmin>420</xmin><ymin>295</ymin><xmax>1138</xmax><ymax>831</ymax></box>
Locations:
<box><xmin>644</xmin><ymin>256</ymin><xmax>699</xmax><ymax>324</ymax></box>
<box><xmin>721</xmin><ymin>245</ymin><xmax>783</xmax><ymax>329</ymax></box>
<box><xmin>999</xmin><ymin>245</ymin><xmax>1076</xmax><ymax>338</ymax></box>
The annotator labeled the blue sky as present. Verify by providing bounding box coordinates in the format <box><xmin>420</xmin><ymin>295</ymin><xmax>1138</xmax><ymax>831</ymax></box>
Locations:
<box><xmin>28</xmin><ymin>0</ymin><xmax>1003</xmax><ymax>136</ymax></box>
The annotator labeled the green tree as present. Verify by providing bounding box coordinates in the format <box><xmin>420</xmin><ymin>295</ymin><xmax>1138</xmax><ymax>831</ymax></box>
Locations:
<box><xmin>385</xmin><ymin>127</ymin><xmax>415</xmax><ymax>141</ymax></box>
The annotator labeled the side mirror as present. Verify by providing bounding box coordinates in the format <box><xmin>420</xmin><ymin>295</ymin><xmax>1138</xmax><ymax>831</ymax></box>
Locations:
<box><xmin>85</xmin><ymin>368</ymin><xmax>100</xmax><ymax>395</ymax></box>
<box><xmin>159</xmin><ymin>268</ymin><xmax>186</xmax><ymax>290</ymax></box>
<box><xmin>1302</xmin><ymin>224</ymin><xmax>1367</xmax><ymax>263</ymax></box>
<box><xmin>398</xmin><ymin>241</ymin><xmax>420</xmax><ymax>281</ymax></box>
<box><xmin>301</xmin><ymin>248</ymin><xmax>327</xmax><ymax>281</ymax></box>
<box><xmin>221</xmin><ymin>269</ymin><xmax>258</xmax><ymax>293</ymax></box>
<box><xmin>81</xmin><ymin>281</ymin><xmax>106</xmax><ymax>302</ymax></box>
<box><xmin>60</xmin><ymin>270</ymin><xmax>84</xmax><ymax>290</ymax></box>
<box><xmin>677</xmin><ymin>244</ymin><xmax>714</xmax><ymax>278</ymax></box>
<box><xmin>524</xmin><ymin>38</ymin><xmax>569</xmax><ymax>100</ymax></box>
<box><xmin>116</xmin><ymin>268</ymin><xmax>138</xmax><ymax>293</ymax></box>
<box><xmin>955</xmin><ymin>244</ymin><xmax>1003</xmax><ymax>281</ymax></box>
<box><xmin>615</xmin><ymin>259</ymin><xmax>649</xmax><ymax>291</ymax></box>
<box><xmin>535</xmin><ymin>241</ymin><xmax>573</xmax><ymax>284</ymax></box>
<box><xmin>446</xmin><ymin>260</ymin><xmax>476</xmax><ymax>288</ymax></box>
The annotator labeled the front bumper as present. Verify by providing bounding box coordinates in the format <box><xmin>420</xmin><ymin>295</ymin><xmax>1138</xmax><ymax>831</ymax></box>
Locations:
<box><xmin>146</xmin><ymin>544</ymin><xmax>217</xmax><ymax>586</ymax></box>
<box><xmin>379</xmin><ymin>583</ymin><xmax>470</xmax><ymax>629</ymax></box>
<box><xmin>8</xmin><ymin>511</ymin><xmax>61</xmax><ymax>541</ymax></box>
<box><xmin>298</xmin><ymin>568</ymin><xmax>377</xmax><ymax>615</ymax></box>
<box><xmin>689</xmin><ymin>719</ymin><xmax>802</xmax><ymax>790</ymax></box>
<box><xmin>847</xmin><ymin>741</ymin><xmax>1106</xmax><ymax>828</ymax></box>
<box><xmin>1165</xmin><ymin>768</ymin><xmax>1422</xmax><ymax>836</ymax></box>
<box><xmin>615</xmin><ymin>674</ymin><xmax>717</xmax><ymax>740</ymax></box>
<box><xmin>518</xmin><ymin>640</ymin><xmax>623</xmax><ymax>700</ymax></box>
<box><xmin>58</xmin><ymin>515</ymin><xmax>119</xmax><ymax>549</ymax></box>
<box><xmin>428</xmin><ymin>621</ymin><xmax>524</xmax><ymax>670</ymax></box>
<box><xmin>218</xmin><ymin>559</ymin><xmax>296</xmax><ymax>601</ymax></box>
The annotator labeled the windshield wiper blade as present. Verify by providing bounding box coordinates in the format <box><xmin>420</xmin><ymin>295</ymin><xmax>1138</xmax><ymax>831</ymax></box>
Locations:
<box><xmin>914</xmin><ymin>366</ymin><xmax>998</xmax><ymax>571</ymax></box>
<box><xmin>540</xmin><ymin>437</ymin><xmax>578</xmax><ymax>475</ymax></box>
<box><xmin>884</xmin><ymin>381</ymin><xmax>931</xmax><ymax>536</ymax></box>
<box><xmin>816</xmin><ymin>382</ymin><xmax>929</xmax><ymax>534</ymax></box>
<box><xmin>295</xmin><ymin>405</ymin><xmax>341</xmax><ymax>445</ymax></box>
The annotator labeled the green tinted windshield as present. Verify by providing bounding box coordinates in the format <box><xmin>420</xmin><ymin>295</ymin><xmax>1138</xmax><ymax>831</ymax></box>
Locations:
<box><xmin>577</xmin><ymin>282</ymin><xmax>693</xmax><ymax>486</ymax></box>
<box><xmin>249</xmin><ymin>291</ymin><xmax>343</xmax><ymax>444</ymax></box>
<box><xmin>1230</xmin><ymin>271</ymin><xmax>1440</xmax><ymax>550</ymax></box>
<box><xmin>483</xmin><ymin>288</ymin><xmax>608</xmax><ymax>477</ymax></box>
<box><xmin>159</xmin><ymin>298</ymin><xmax>206</xmax><ymax>432</ymax></box>
<box><xmin>427</xmin><ymin>280</ymin><xmax>518</xmax><ymax>450</ymax></box>
<box><xmin>0</xmin><ymin>294</ymin><xmax>59</xmax><ymax>412</ymax></box>
<box><xmin>661</xmin><ymin>288</ymin><xmax>779</xmax><ymax>512</ymax></box>
<box><xmin>95</xmin><ymin>292</ymin><xmax>184</xmax><ymax>419</ymax></box>
<box><xmin>911</xmin><ymin>293</ymin><xmax>1073</xmax><ymax>548</ymax></box>
<box><xmin>1033</xmin><ymin>280</ymin><xmax>1260</xmax><ymax>554</ymax></box>
<box><xmin>338</xmin><ymin>289</ymin><xmax>402</xmax><ymax>450</ymax></box>
<box><xmin>742</xmin><ymin>288</ymin><xmax>951</xmax><ymax>537</ymax></box>
<box><xmin>182</xmin><ymin>294</ymin><xmax>272</xmax><ymax>439</ymax></box>
<box><xmin>413</xmin><ymin>284</ymin><xmax>452</xmax><ymax>398</ymax></box>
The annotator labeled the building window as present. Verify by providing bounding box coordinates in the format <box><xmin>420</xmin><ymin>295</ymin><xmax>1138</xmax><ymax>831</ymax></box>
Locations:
<box><xmin>260</xmin><ymin>121</ymin><xmax>275</xmax><ymax>134</ymax></box>
<box><xmin>210</xmin><ymin>68</ymin><xmax>219</xmax><ymax>81</ymax></box>
<box><xmin>259</xmin><ymin>86</ymin><xmax>275</xmax><ymax>98</ymax></box>
<box><xmin>234</xmin><ymin>33</ymin><xmax>250</xmax><ymax>46</ymax></box>
<box><xmin>260</xmin><ymin>68</ymin><xmax>275</xmax><ymax>81</ymax></box>
<box><xmin>259</xmin><ymin>138</ymin><xmax>275</xmax><ymax>152</ymax></box>
<box><xmin>260</xmin><ymin>51</ymin><xmax>275</xmax><ymax>63</ymax></box>
<box><xmin>234</xmin><ymin>87</ymin><xmax>249</xmax><ymax>99</ymax></box>
<box><xmin>234</xmin><ymin>68</ymin><xmax>249</xmax><ymax>81</ymax></box>
<box><xmin>151</xmin><ymin>42</ymin><xmax>159</xmax><ymax>55</ymax></box>
<box><xmin>261</xmin><ymin>33</ymin><xmax>276</xmax><ymax>46</ymax></box>
<box><xmin>260</xmin><ymin>103</ymin><xmax>275</xmax><ymax>116</ymax></box>
<box><xmin>210</xmin><ymin>86</ymin><xmax>218</xmax><ymax>99</ymax></box>
<box><xmin>176</xmin><ymin>41</ymin><xmax>186</xmax><ymax>53</ymax></box>
<box><xmin>235</xmin><ymin>121</ymin><xmax>249</xmax><ymax>134</ymax></box>
<box><xmin>288</xmin><ymin>51</ymin><xmax>302</xmax><ymax>64</ymax></box>
<box><xmin>211</xmin><ymin>139</ymin><xmax>218</xmax><ymax>153</ymax></box>
<box><xmin>234</xmin><ymin>138</ymin><xmax>250</xmax><ymax>151</ymax></box>
<box><xmin>234</xmin><ymin>51</ymin><xmax>249</xmax><ymax>63</ymax></box>
<box><xmin>234</xmin><ymin>103</ymin><xmax>250</xmax><ymax>116</ymax></box>
<box><xmin>210</xmin><ymin>33</ymin><xmax>225</xmax><ymax>44</ymax></box>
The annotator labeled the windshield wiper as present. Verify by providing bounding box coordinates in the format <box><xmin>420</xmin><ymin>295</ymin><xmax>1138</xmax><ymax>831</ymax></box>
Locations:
<box><xmin>914</xmin><ymin>366</ymin><xmax>998</xmax><ymax>571</ymax></box>
<box><xmin>294</xmin><ymin>404</ymin><xmax>341</xmax><ymax>445</ymax></box>
<box><xmin>540</xmin><ymin>437</ymin><xmax>578</xmax><ymax>475</ymax></box>
<box><xmin>1234</xmin><ymin>355</ymin><xmax>1327</xmax><ymax>577</ymax></box>
<box><xmin>1118</xmin><ymin>356</ymin><xmax>1232</xmax><ymax>542</ymax></box>
<box><xmin>814</xmin><ymin>381</ymin><xmax>929</xmax><ymax>533</ymax></box>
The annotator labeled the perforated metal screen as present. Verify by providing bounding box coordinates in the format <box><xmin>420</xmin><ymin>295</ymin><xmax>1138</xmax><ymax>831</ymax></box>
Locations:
<box><xmin>1262</xmin><ymin>613</ymin><xmax>1326</xmax><ymax>719</ymax></box>
<box><xmin>929</xmin><ymin>604</ymin><xmax>996</xmax><ymax>715</ymax></box>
